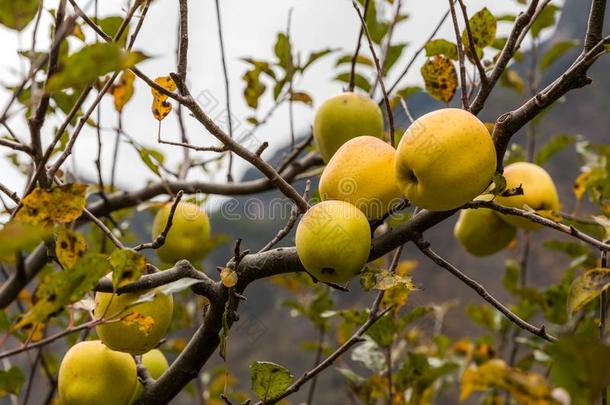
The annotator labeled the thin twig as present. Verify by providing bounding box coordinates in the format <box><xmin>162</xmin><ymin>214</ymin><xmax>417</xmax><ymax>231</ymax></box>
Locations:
<box><xmin>457</xmin><ymin>0</ymin><xmax>488</xmax><ymax>87</ymax></box>
<box><xmin>352</xmin><ymin>1</ymin><xmax>395</xmax><ymax>146</ymax></box>
<box><xmin>386</xmin><ymin>6</ymin><xmax>451</xmax><ymax>96</ymax></box>
<box><xmin>214</xmin><ymin>0</ymin><xmax>234</xmax><ymax>182</ymax></box>
<box><xmin>448</xmin><ymin>0</ymin><xmax>469</xmax><ymax>110</ymax></box>
<box><xmin>134</xmin><ymin>190</ymin><xmax>184</xmax><ymax>251</ymax></box>
<box><xmin>413</xmin><ymin>236</ymin><xmax>556</xmax><ymax>342</ymax></box>
<box><xmin>259</xmin><ymin>180</ymin><xmax>311</xmax><ymax>253</ymax></box>
<box><xmin>465</xmin><ymin>200</ymin><xmax>610</xmax><ymax>251</ymax></box>
<box><xmin>348</xmin><ymin>0</ymin><xmax>370</xmax><ymax>91</ymax></box>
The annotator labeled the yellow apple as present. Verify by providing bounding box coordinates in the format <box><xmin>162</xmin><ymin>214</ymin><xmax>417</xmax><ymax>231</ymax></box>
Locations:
<box><xmin>130</xmin><ymin>349</ymin><xmax>169</xmax><ymax>403</ymax></box>
<box><xmin>454</xmin><ymin>208</ymin><xmax>517</xmax><ymax>256</ymax></box>
<box><xmin>295</xmin><ymin>200</ymin><xmax>371</xmax><ymax>283</ymax></box>
<box><xmin>152</xmin><ymin>201</ymin><xmax>211</xmax><ymax>263</ymax></box>
<box><xmin>58</xmin><ymin>340</ymin><xmax>137</xmax><ymax>405</ymax></box>
<box><xmin>319</xmin><ymin>136</ymin><xmax>402</xmax><ymax>220</ymax></box>
<box><xmin>95</xmin><ymin>275</ymin><xmax>173</xmax><ymax>355</ymax></box>
<box><xmin>395</xmin><ymin>108</ymin><xmax>497</xmax><ymax>211</ymax></box>
<box><xmin>313</xmin><ymin>92</ymin><xmax>384</xmax><ymax>162</ymax></box>
<box><xmin>494</xmin><ymin>161</ymin><xmax>560</xmax><ymax>230</ymax></box>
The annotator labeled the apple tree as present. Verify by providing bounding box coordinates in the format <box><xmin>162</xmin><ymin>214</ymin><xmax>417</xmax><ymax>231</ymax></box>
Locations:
<box><xmin>0</xmin><ymin>0</ymin><xmax>610</xmax><ymax>404</ymax></box>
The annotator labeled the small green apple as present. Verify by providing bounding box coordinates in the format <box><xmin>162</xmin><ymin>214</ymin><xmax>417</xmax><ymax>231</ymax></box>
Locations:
<box><xmin>130</xmin><ymin>349</ymin><xmax>169</xmax><ymax>403</ymax></box>
<box><xmin>319</xmin><ymin>136</ymin><xmax>402</xmax><ymax>220</ymax></box>
<box><xmin>295</xmin><ymin>200</ymin><xmax>371</xmax><ymax>283</ymax></box>
<box><xmin>58</xmin><ymin>340</ymin><xmax>137</xmax><ymax>405</ymax></box>
<box><xmin>152</xmin><ymin>201</ymin><xmax>211</xmax><ymax>263</ymax></box>
<box><xmin>454</xmin><ymin>208</ymin><xmax>517</xmax><ymax>256</ymax></box>
<box><xmin>494</xmin><ymin>161</ymin><xmax>560</xmax><ymax>230</ymax></box>
<box><xmin>395</xmin><ymin>108</ymin><xmax>497</xmax><ymax>211</ymax></box>
<box><xmin>95</xmin><ymin>275</ymin><xmax>173</xmax><ymax>355</ymax></box>
<box><xmin>313</xmin><ymin>92</ymin><xmax>384</xmax><ymax>162</ymax></box>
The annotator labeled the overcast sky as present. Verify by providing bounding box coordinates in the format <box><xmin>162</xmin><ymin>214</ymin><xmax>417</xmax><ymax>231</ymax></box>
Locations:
<box><xmin>0</xmin><ymin>0</ymin><xmax>561</xmax><ymax>205</ymax></box>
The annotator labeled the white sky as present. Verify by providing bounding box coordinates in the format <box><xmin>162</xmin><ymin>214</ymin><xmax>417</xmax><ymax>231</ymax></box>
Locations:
<box><xmin>0</xmin><ymin>0</ymin><xmax>561</xmax><ymax>205</ymax></box>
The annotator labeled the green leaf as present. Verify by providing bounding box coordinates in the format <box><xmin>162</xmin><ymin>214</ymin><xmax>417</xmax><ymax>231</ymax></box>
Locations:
<box><xmin>0</xmin><ymin>222</ymin><xmax>50</xmax><ymax>261</ymax></box>
<box><xmin>0</xmin><ymin>0</ymin><xmax>41</xmax><ymax>31</ymax></box>
<box><xmin>462</xmin><ymin>7</ymin><xmax>497</xmax><ymax>52</ymax></box>
<box><xmin>358</xmin><ymin>0</ymin><xmax>389</xmax><ymax>44</ymax></box>
<box><xmin>383</xmin><ymin>43</ymin><xmax>408</xmax><ymax>74</ymax></box>
<box><xmin>301</xmin><ymin>48</ymin><xmax>334</xmax><ymax>70</ymax></box>
<box><xmin>13</xmin><ymin>253</ymin><xmax>111</xmax><ymax>330</ymax></box>
<box><xmin>274</xmin><ymin>32</ymin><xmax>293</xmax><ymax>70</ymax></box>
<box><xmin>334</xmin><ymin>72</ymin><xmax>371</xmax><ymax>92</ymax></box>
<box><xmin>425</xmin><ymin>39</ymin><xmax>458</xmax><ymax>60</ymax></box>
<box><xmin>548</xmin><ymin>335</ymin><xmax>610</xmax><ymax>405</ymax></box>
<box><xmin>531</xmin><ymin>4</ymin><xmax>561</xmax><ymax>38</ymax></box>
<box><xmin>0</xmin><ymin>367</ymin><xmax>24</xmax><ymax>396</ymax></box>
<box><xmin>335</xmin><ymin>53</ymin><xmax>374</xmax><ymax>67</ymax></box>
<box><xmin>109</xmin><ymin>249</ymin><xmax>146</xmax><ymax>289</ymax></box>
<box><xmin>127</xmin><ymin>141</ymin><xmax>165</xmax><ymax>177</ymax></box>
<box><xmin>46</xmin><ymin>43</ymin><xmax>148</xmax><ymax>93</ymax></box>
<box><xmin>97</xmin><ymin>16</ymin><xmax>129</xmax><ymax>46</ymax></box>
<box><xmin>396</xmin><ymin>85</ymin><xmax>421</xmax><ymax>99</ymax></box>
<box><xmin>366</xmin><ymin>313</ymin><xmax>397</xmax><ymax>347</ymax></box>
<box><xmin>567</xmin><ymin>268</ymin><xmax>610</xmax><ymax>314</ymax></box>
<box><xmin>534</xmin><ymin>134</ymin><xmax>577</xmax><ymax>165</ymax></box>
<box><xmin>466</xmin><ymin>304</ymin><xmax>499</xmax><ymax>331</ymax></box>
<box><xmin>250</xmin><ymin>361</ymin><xmax>294</xmax><ymax>401</ymax></box>
<box><xmin>420</xmin><ymin>56</ymin><xmax>457</xmax><ymax>103</ymax></box>
<box><xmin>540</xmin><ymin>40</ymin><xmax>579</xmax><ymax>71</ymax></box>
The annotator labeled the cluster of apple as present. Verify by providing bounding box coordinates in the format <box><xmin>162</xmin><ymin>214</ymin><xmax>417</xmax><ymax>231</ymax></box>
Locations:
<box><xmin>454</xmin><ymin>161</ymin><xmax>559</xmax><ymax>256</ymax></box>
<box><xmin>296</xmin><ymin>92</ymin><xmax>560</xmax><ymax>283</ymax></box>
<box><xmin>57</xmin><ymin>202</ymin><xmax>211</xmax><ymax>404</ymax></box>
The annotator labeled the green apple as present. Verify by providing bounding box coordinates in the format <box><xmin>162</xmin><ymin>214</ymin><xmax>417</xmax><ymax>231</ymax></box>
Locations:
<box><xmin>58</xmin><ymin>340</ymin><xmax>137</xmax><ymax>405</ymax></box>
<box><xmin>152</xmin><ymin>201</ymin><xmax>211</xmax><ymax>263</ymax></box>
<box><xmin>95</xmin><ymin>275</ymin><xmax>173</xmax><ymax>355</ymax></box>
<box><xmin>319</xmin><ymin>136</ymin><xmax>402</xmax><ymax>220</ymax></box>
<box><xmin>295</xmin><ymin>200</ymin><xmax>371</xmax><ymax>283</ymax></box>
<box><xmin>313</xmin><ymin>92</ymin><xmax>384</xmax><ymax>162</ymax></box>
<box><xmin>494</xmin><ymin>162</ymin><xmax>560</xmax><ymax>230</ymax></box>
<box><xmin>454</xmin><ymin>208</ymin><xmax>517</xmax><ymax>256</ymax></box>
<box><xmin>130</xmin><ymin>349</ymin><xmax>169</xmax><ymax>403</ymax></box>
<box><xmin>395</xmin><ymin>108</ymin><xmax>497</xmax><ymax>211</ymax></box>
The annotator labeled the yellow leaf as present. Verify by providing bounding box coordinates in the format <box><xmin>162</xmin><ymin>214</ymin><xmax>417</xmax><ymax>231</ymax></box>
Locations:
<box><xmin>220</xmin><ymin>267</ymin><xmax>238</xmax><ymax>288</ymax></box>
<box><xmin>54</xmin><ymin>228</ymin><xmax>88</xmax><ymax>269</ymax></box>
<box><xmin>150</xmin><ymin>75</ymin><xmax>176</xmax><ymax>121</ymax></box>
<box><xmin>17</xmin><ymin>184</ymin><xmax>87</xmax><ymax>225</ymax></box>
<box><xmin>109</xmin><ymin>248</ymin><xmax>146</xmax><ymax>289</ymax></box>
<box><xmin>0</xmin><ymin>221</ymin><xmax>51</xmax><ymax>261</ymax></box>
<box><xmin>121</xmin><ymin>311</ymin><xmax>155</xmax><ymax>335</ymax></box>
<box><xmin>461</xmin><ymin>359</ymin><xmax>554</xmax><ymax>404</ymax></box>
<box><xmin>110</xmin><ymin>70</ymin><xmax>135</xmax><ymax>112</ymax></box>
<box><xmin>573</xmin><ymin>170</ymin><xmax>592</xmax><ymax>201</ymax></box>
<box><xmin>420</xmin><ymin>55</ymin><xmax>457</xmax><ymax>104</ymax></box>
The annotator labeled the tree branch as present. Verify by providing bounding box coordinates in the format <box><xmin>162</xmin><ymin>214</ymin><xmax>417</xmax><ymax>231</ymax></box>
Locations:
<box><xmin>413</xmin><ymin>236</ymin><xmax>557</xmax><ymax>342</ymax></box>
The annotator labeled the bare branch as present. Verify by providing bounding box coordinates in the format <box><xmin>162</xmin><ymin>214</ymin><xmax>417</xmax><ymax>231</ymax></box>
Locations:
<box><xmin>133</xmin><ymin>190</ymin><xmax>184</xmax><ymax>251</ymax></box>
<box><xmin>386</xmin><ymin>7</ymin><xmax>451</xmax><ymax>96</ymax></box>
<box><xmin>584</xmin><ymin>0</ymin><xmax>608</xmax><ymax>51</ymax></box>
<box><xmin>413</xmin><ymin>236</ymin><xmax>557</xmax><ymax>342</ymax></box>
<box><xmin>214</xmin><ymin>0</ymin><xmax>235</xmax><ymax>182</ymax></box>
<box><xmin>349</xmin><ymin>0</ymin><xmax>370</xmax><ymax>92</ymax></box>
<box><xmin>448</xmin><ymin>0</ymin><xmax>469</xmax><ymax>110</ymax></box>
<box><xmin>465</xmin><ymin>200</ymin><xmax>610</xmax><ymax>251</ymax></box>
<box><xmin>457</xmin><ymin>0</ymin><xmax>488</xmax><ymax>87</ymax></box>
<box><xmin>352</xmin><ymin>1</ymin><xmax>396</xmax><ymax>146</ymax></box>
